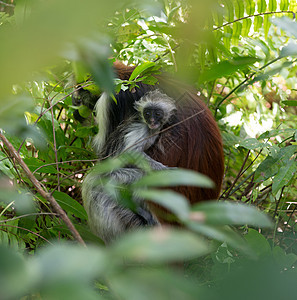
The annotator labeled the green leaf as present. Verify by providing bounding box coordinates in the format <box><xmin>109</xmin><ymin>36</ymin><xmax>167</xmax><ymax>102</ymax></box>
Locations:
<box><xmin>223</xmin><ymin>26</ymin><xmax>233</xmax><ymax>50</ymax></box>
<box><xmin>112</xmin><ymin>228</ymin><xmax>209</xmax><ymax>263</ymax></box>
<box><xmin>269</xmin><ymin>0</ymin><xmax>277</xmax><ymax>12</ymax></box>
<box><xmin>108</xmin><ymin>268</ymin><xmax>203</xmax><ymax>300</ymax></box>
<box><xmin>258</xmin><ymin>128</ymin><xmax>296</xmax><ymax>139</ymax></box>
<box><xmin>132</xmin><ymin>168</ymin><xmax>214</xmax><ymax>189</ymax></box>
<box><xmin>223</xmin><ymin>0</ymin><xmax>234</xmax><ymax>22</ymax></box>
<box><xmin>116</xmin><ymin>23</ymin><xmax>142</xmax><ymax>43</ymax></box>
<box><xmin>136</xmin><ymin>189</ymin><xmax>190</xmax><ymax>221</ymax></box>
<box><xmin>92</xmin><ymin>152</ymin><xmax>146</xmax><ymax>174</ymax></box>
<box><xmin>242</xmin><ymin>18</ymin><xmax>252</xmax><ymax>36</ymax></box>
<box><xmin>272</xmin><ymin>160</ymin><xmax>297</xmax><ymax>195</ymax></box>
<box><xmin>192</xmin><ymin>202</ymin><xmax>273</xmax><ymax>228</ymax></box>
<box><xmin>72</xmin><ymin>61</ymin><xmax>90</xmax><ymax>83</ymax></box>
<box><xmin>186</xmin><ymin>222</ymin><xmax>250</xmax><ymax>254</ymax></box>
<box><xmin>75</xmin><ymin>126</ymin><xmax>94</xmax><ymax>138</ymax></box>
<box><xmin>264</xmin><ymin>15</ymin><xmax>270</xmax><ymax>38</ymax></box>
<box><xmin>0</xmin><ymin>188</ymin><xmax>36</xmax><ymax>214</ymax></box>
<box><xmin>129</xmin><ymin>62</ymin><xmax>155</xmax><ymax>81</ymax></box>
<box><xmin>255</xmin><ymin>145</ymin><xmax>297</xmax><ymax>182</ymax></box>
<box><xmin>234</xmin><ymin>0</ymin><xmax>244</xmax><ymax>19</ymax></box>
<box><xmin>0</xmin><ymin>245</ymin><xmax>32</xmax><ymax>300</ymax></box>
<box><xmin>23</xmin><ymin>158</ymin><xmax>57</xmax><ymax>174</ymax></box>
<box><xmin>245</xmin><ymin>0</ymin><xmax>255</xmax><ymax>15</ymax></box>
<box><xmin>282</xmin><ymin>100</ymin><xmax>297</xmax><ymax>106</ymax></box>
<box><xmin>244</xmin><ymin>228</ymin><xmax>271</xmax><ymax>257</ymax></box>
<box><xmin>238</xmin><ymin>138</ymin><xmax>267</xmax><ymax>150</ymax></box>
<box><xmin>280</xmin><ymin>0</ymin><xmax>289</xmax><ymax>11</ymax></box>
<box><xmin>77</xmin><ymin>105</ymin><xmax>92</xmax><ymax>119</ymax></box>
<box><xmin>257</xmin><ymin>0</ymin><xmax>266</xmax><ymax>13</ymax></box>
<box><xmin>53</xmin><ymin>191</ymin><xmax>87</xmax><ymax>220</ymax></box>
<box><xmin>232</xmin><ymin>21</ymin><xmax>242</xmax><ymax>45</ymax></box>
<box><xmin>254</xmin><ymin>16</ymin><xmax>263</xmax><ymax>32</ymax></box>
<box><xmin>273</xmin><ymin>246</ymin><xmax>297</xmax><ymax>269</ymax></box>
<box><xmin>199</xmin><ymin>57</ymin><xmax>258</xmax><ymax>82</ymax></box>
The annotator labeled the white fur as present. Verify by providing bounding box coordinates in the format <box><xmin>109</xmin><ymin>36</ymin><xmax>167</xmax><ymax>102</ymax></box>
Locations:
<box><xmin>93</xmin><ymin>92</ymin><xmax>109</xmax><ymax>154</ymax></box>
<box><xmin>124</xmin><ymin>122</ymin><xmax>158</xmax><ymax>152</ymax></box>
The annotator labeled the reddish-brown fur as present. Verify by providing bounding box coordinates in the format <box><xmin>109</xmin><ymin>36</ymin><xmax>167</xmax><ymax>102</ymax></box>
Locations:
<box><xmin>113</xmin><ymin>62</ymin><xmax>224</xmax><ymax>222</ymax></box>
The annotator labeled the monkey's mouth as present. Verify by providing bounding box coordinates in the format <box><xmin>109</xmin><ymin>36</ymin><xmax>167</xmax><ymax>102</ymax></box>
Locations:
<box><xmin>148</xmin><ymin>124</ymin><xmax>160</xmax><ymax>130</ymax></box>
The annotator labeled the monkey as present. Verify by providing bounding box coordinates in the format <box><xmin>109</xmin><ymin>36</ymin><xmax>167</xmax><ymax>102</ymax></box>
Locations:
<box><xmin>82</xmin><ymin>89</ymin><xmax>178</xmax><ymax>243</ymax></box>
<box><xmin>79</xmin><ymin>61</ymin><xmax>224</xmax><ymax>241</ymax></box>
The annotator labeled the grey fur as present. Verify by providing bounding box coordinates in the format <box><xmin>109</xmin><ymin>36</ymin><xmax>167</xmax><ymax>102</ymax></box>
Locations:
<box><xmin>82</xmin><ymin>90</ymin><xmax>177</xmax><ymax>243</ymax></box>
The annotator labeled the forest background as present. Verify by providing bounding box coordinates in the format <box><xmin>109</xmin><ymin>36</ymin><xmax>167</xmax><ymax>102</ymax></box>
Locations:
<box><xmin>0</xmin><ymin>0</ymin><xmax>297</xmax><ymax>299</ymax></box>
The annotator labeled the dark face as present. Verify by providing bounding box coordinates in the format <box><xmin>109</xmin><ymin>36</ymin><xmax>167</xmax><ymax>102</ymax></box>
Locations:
<box><xmin>143</xmin><ymin>107</ymin><xmax>165</xmax><ymax>130</ymax></box>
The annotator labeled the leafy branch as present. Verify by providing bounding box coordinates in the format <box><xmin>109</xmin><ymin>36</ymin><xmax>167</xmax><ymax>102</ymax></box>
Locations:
<box><xmin>0</xmin><ymin>131</ymin><xmax>86</xmax><ymax>247</ymax></box>
<box><xmin>213</xmin><ymin>10</ymin><xmax>296</xmax><ymax>31</ymax></box>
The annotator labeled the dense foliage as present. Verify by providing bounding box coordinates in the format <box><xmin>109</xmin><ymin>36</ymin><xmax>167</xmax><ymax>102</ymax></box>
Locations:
<box><xmin>0</xmin><ymin>0</ymin><xmax>297</xmax><ymax>299</ymax></box>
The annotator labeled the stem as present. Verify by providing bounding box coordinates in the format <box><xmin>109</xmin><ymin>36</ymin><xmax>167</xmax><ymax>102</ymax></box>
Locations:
<box><xmin>214</xmin><ymin>56</ymin><xmax>282</xmax><ymax>117</ymax></box>
<box><xmin>0</xmin><ymin>131</ymin><xmax>86</xmax><ymax>247</ymax></box>
<box><xmin>47</xmin><ymin>99</ymin><xmax>61</xmax><ymax>191</ymax></box>
<box><xmin>213</xmin><ymin>11</ymin><xmax>296</xmax><ymax>31</ymax></box>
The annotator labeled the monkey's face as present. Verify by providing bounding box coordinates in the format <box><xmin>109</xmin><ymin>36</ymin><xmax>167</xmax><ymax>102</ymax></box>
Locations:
<box><xmin>142</xmin><ymin>107</ymin><xmax>165</xmax><ymax>130</ymax></box>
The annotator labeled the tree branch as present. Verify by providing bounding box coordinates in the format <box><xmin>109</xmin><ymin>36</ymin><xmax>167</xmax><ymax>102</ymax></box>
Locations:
<box><xmin>0</xmin><ymin>131</ymin><xmax>86</xmax><ymax>247</ymax></box>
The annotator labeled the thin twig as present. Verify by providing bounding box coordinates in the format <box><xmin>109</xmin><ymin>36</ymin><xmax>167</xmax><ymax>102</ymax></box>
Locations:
<box><xmin>214</xmin><ymin>57</ymin><xmax>281</xmax><ymax>117</ymax></box>
<box><xmin>0</xmin><ymin>212</ymin><xmax>59</xmax><ymax>223</ymax></box>
<box><xmin>0</xmin><ymin>224</ymin><xmax>53</xmax><ymax>245</ymax></box>
<box><xmin>223</xmin><ymin>150</ymin><xmax>250</xmax><ymax>199</ymax></box>
<box><xmin>47</xmin><ymin>98</ymin><xmax>61</xmax><ymax>191</ymax></box>
<box><xmin>32</xmin><ymin>158</ymin><xmax>97</xmax><ymax>174</ymax></box>
<box><xmin>213</xmin><ymin>11</ymin><xmax>296</xmax><ymax>31</ymax></box>
<box><xmin>0</xmin><ymin>131</ymin><xmax>86</xmax><ymax>247</ymax></box>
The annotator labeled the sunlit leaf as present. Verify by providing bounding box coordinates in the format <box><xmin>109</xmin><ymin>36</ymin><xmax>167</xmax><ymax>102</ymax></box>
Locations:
<box><xmin>246</xmin><ymin>0</ymin><xmax>256</xmax><ymax>15</ymax></box>
<box><xmin>272</xmin><ymin>160</ymin><xmax>297</xmax><ymax>195</ymax></box>
<box><xmin>242</xmin><ymin>18</ymin><xmax>252</xmax><ymax>36</ymax></box>
<box><xmin>254</xmin><ymin>15</ymin><xmax>263</xmax><ymax>32</ymax></box>
<box><xmin>269</xmin><ymin>0</ymin><xmax>277</xmax><ymax>12</ymax></box>
<box><xmin>238</xmin><ymin>138</ymin><xmax>266</xmax><ymax>150</ymax></box>
<box><xmin>280</xmin><ymin>0</ymin><xmax>289</xmax><ymax>11</ymax></box>
<box><xmin>129</xmin><ymin>62</ymin><xmax>156</xmax><ymax>81</ymax></box>
<box><xmin>257</xmin><ymin>0</ymin><xmax>266</xmax><ymax>13</ymax></box>
<box><xmin>199</xmin><ymin>57</ymin><xmax>258</xmax><ymax>82</ymax></box>
<box><xmin>234</xmin><ymin>0</ymin><xmax>244</xmax><ymax>19</ymax></box>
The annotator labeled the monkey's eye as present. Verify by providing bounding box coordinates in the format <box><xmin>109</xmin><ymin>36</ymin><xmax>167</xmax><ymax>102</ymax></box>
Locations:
<box><xmin>144</xmin><ymin>111</ymin><xmax>150</xmax><ymax>117</ymax></box>
<box><xmin>155</xmin><ymin>112</ymin><xmax>161</xmax><ymax>116</ymax></box>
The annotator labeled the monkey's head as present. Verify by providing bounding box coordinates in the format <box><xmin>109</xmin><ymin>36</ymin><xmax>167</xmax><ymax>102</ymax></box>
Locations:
<box><xmin>135</xmin><ymin>89</ymin><xmax>176</xmax><ymax>130</ymax></box>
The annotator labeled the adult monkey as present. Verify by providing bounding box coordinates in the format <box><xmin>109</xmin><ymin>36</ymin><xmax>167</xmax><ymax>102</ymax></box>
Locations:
<box><xmin>77</xmin><ymin>61</ymin><xmax>224</xmax><ymax>224</ymax></box>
